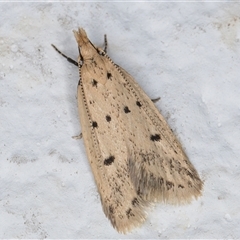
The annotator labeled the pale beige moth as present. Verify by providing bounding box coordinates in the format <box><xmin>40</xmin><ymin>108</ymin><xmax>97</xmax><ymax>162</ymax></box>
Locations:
<box><xmin>52</xmin><ymin>28</ymin><xmax>203</xmax><ymax>233</ymax></box>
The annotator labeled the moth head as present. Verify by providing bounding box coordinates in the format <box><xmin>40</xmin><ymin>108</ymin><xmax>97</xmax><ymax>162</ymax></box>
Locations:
<box><xmin>73</xmin><ymin>28</ymin><xmax>89</xmax><ymax>46</ymax></box>
<box><xmin>73</xmin><ymin>28</ymin><xmax>98</xmax><ymax>62</ymax></box>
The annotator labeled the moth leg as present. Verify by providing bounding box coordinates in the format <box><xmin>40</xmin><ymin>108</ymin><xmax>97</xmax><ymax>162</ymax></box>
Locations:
<box><xmin>104</xmin><ymin>34</ymin><xmax>107</xmax><ymax>53</ymax></box>
<box><xmin>72</xmin><ymin>133</ymin><xmax>83</xmax><ymax>140</ymax></box>
<box><xmin>151</xmin><ymin>97</ymin><xmax>160</xmax><ymax>103</ymax></box>
<box><xmin>51</xmin><ymin>44</ymin><xmax>78</xmax><ymax>67</ymax></box>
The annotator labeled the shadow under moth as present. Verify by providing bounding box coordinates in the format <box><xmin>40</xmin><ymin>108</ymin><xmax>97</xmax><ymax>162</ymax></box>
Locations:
<box><xmin>52</xmin><ymin>28</ymin><xmax>203</xmax><ymax>233</ymax></box>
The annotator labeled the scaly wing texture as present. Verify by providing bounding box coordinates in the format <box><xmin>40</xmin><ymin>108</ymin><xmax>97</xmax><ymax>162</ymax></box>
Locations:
<box><xmin>77</xmin><ymin>74</ymin><xmax>149</xmax><ymax>233</ymax></box>
<box><xmin>75</xmin><ymin>28</ymin><xmax>202</xmax><ymax>233</ymax></box>
<box><xmin>117</xmin><ymin>67</ymin><xmax>202</xmax><ymax>203</ymax></box>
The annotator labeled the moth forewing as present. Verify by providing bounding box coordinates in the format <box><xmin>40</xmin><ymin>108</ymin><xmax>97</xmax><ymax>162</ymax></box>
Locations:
<box><xmin>53</xmin><ymin>28</ymin><xmax>203</xmax><ymax>233</ymax></box>
<box><xmin>109</xmin><ymin>63</ymin><xmax>202</xmax><ymax>204</ymax></box>
<box><xmin>75</xmin><ymin>28</ymin><xmax>150</xmax><ymax>233</ymax></box>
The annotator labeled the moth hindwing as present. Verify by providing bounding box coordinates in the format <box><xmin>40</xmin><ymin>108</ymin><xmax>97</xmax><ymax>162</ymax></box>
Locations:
<box><xmin>52</xmin><ymin>28</ymin><xmax>203</xmax><ymax>233</ymax></box>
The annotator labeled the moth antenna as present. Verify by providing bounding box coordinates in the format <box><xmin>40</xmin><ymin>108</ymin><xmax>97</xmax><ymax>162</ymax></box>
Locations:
<box><xmin>104</xmin><ymin>34</ymin><xmax>108</xmax><ymax>53</ymax></box>
<box><xmin>51</xmin><ymin>44</ymin><xmax>78</xmax><ymax>67</ymax></box>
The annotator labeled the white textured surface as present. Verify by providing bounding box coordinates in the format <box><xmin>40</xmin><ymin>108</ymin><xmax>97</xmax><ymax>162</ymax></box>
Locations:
<box><xmin>1</xmin><ymin>2</ymin><xmax>240</xmax><ymax>238</ymax></box>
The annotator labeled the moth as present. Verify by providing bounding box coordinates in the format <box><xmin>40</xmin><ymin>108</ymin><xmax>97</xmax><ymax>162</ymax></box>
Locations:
<box><xmin>52</xmin><ymin>28</ymin><xmax>203</xmax><ymax>233</ymax></box>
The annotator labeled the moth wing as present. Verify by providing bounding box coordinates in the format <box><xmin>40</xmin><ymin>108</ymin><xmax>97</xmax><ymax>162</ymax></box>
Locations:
<box><xmin>77</xmin><ymin>67</ymin><xmax>149</xmax><ymax>233</ymax></box>
<box><xmin>76</xmin><ymin>24</ymin><xmax>202</xmax><ymax>232</ymax></box>
<box><xmin>117</xmin><ymin>66</ymin><xmax>203</xmax><ymax>203</ymax></box>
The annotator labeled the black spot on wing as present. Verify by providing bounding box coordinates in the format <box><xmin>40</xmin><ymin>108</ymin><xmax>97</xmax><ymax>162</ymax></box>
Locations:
<box><xmin>104</xmin><ymin>155</ymin><xmax>115</xmax><ymax>166</ymax></box>
<box><xmin>188</xmin><ymin>181</ymin><xmax>193</xmax><ymax>188</ymax></box>
<box><xmin>92</xmin><ymin>79</ymin><xmax>98</xmax><ymax>87</ymax></box>
<box><xmin>150</xmin><ymin>134</ymin><xmax>161</xmax><ymax>141</ymax></box>
<box><xmin>109</xmin><ymin>205</ymin><xmax>114</xmax><ymax>214</ymax></box>
<box><xmin>166</xmin><ymin>181</ymin><xmax>174</xmax><ymax>190</ymax></box>
<box><xmin>137</xmin><ymin>187</ymin><xmax>142</xmax><ymax>196</ymax></box>
<box><xmin>107</xmin><ymin>72</ymin><xmax>112</xmax><ymax>79</ymax></box>
<box><xmin>126</xmin><ymin>208</ymin><xmax>134</xmax><ymax>219</ymax></box>
<box><xmin>132</xmin><ymin>197</ymin><xmax>139</xmax><ymax>206</ymax></box>
<box><xmin>90</xmin><ymin>58</ymin><xmax>97</xmax><ymax>67</ymax></box>
<box><xmin>92</xmin><ymin>121</ymin><xmax>98</xmax><ymax>128</ymax></box>
<box><xmin>159</xmin><ymin>177</ymin><xmax>164</xmax><ymax>186</ymax></box>
<box><xmin>136</xmin><ymin>101</ymin><xmax>142</xmax><ymax>107</ymax></box>
<box><xmin>106</xmin><ymin>115</ymin><xmax>111</xmax><ymax>122</ymax></box>
<box><xmin>124</xmin><ymin>106</ymin><xmax>131</xmax><ymax>113</ymax></box>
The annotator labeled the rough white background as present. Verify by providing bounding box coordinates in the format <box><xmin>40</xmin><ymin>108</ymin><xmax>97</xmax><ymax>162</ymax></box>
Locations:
<box><xmin>0</xmin><ymin>2</ymin><xmax>240</xmax><ymax>239</ymax></box>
